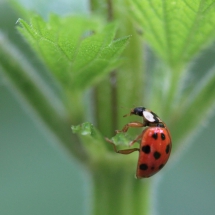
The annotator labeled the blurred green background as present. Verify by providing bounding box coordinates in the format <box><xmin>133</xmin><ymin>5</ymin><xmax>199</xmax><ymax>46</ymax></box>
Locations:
<box><xmin>1</xmin><ymin>82</ymin><xmax>215</xmax><ymax>215</ymax></box>
<box><xmin>1</xmin><ymin>0</ymin><xmax>215</xmax><ymax>214</ymax></box>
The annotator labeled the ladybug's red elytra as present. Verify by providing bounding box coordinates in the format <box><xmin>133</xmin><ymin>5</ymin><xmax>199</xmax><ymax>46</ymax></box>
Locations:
<box><xmin>106</xmin><ymin>107</ymin><xmax>172</xmax><ymax>178</ymax></box>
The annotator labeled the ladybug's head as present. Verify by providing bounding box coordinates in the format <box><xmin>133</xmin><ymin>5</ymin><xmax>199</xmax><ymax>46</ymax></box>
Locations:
<box><xmin>123</xmin><ymin>107</ymin><xmax>146</xmax><ymax>117</ymax></box>
<box><xmin>131</xmin><ymin>107</ymin><xmax>146</xmax><ymax>116</ymax></box>
<box><xmin>136</xmin><ymin>107</ymin><xmax>162</xmax><ymax>124</ymax></box>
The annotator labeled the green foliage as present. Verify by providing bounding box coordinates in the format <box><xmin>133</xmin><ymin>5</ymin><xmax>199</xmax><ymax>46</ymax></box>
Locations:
<box><xmin>129</xmin><ymin>0</ymin><xmax>215</xmax><ymax>68</ymax></box>
<box><xmin>124</xmin><ymin>0</ymin><xmax>215</xmax><ymax>152</ymax></box>
<box><xmin>171</xmin><ymin>66</ymin><xmax>215</xmax><ymax>147</ymax></box>
<box><xmin>17</xmin><ymin>15</ymin><xmax>130</xmax><ymax>91</ymax></box>
<box><xmin>3</xmin><ymin>0</ymin><xmax>215</xmax><ymax>215</ymax></box>
<box><xmin>0</xmin><ymin>31</ymin><xmax>85</xmax><ymax>160</ymax></box>
<box><xmin>72</xmin><ymin>122</ymin><xmax>107</xmax><ymax>158</ymax></box>
<box><xmin>71</xmin><ymin>122</ymin><xmax>135</xmax><ymax>162</ymax></box>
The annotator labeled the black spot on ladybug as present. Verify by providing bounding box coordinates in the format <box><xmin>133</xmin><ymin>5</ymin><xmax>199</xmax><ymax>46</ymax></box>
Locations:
<box><xmin>151</xmin><ymin>166</ymin><xmax>155</xmax><ymax>170</ymax></box>
<box><xmin>142</xmin><ymin>145</ymin><xmax>151</xmax><ymax>154</ymax></box>
<box><xmin>152</xmin><ymin>132</ymin><xmax>158</xmax><ymax>140</ymax></box>
<box><xmin>139</xmin><ymin>164</ymin><xmax>148</xmax><ymax>170</ymax></box>
<box><xmin>159</xmin><ymin>164</ymin><xmax>164</xmax><ymax>169</ymax></box>
<box><xmin>161</xmin><ymin>133</ymin><xmax>165</xmax><ymax>140</ymax></box>
<box><xmin>166</xmin><ymin>144</ymin><xmax>170</xmax><ymax>154</ymax></box>
<box><xmin>154</xmin><ymin>151</ymin><xmax>161</xmax><ymax>160</ymax></box>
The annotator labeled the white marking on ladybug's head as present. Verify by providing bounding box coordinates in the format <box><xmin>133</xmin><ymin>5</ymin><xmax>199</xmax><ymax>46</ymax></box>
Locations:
<box><xmin>143</xmin><ymin>110</ymin><xmax>155</xmax><ymax>122</ymax></box>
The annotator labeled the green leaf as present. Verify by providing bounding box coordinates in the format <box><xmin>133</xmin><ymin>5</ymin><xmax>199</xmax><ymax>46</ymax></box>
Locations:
<box><xmin>169</xmin><ymin>67</ymin><xmax>215</xmax><ymax>151</ymax></box>
<box><xmin>109</xmin><ymin>133</ymin><xmax>132</xmax><ymax>147</ymax></box>
<box><xmin>0</xmin><ymin>31</ymin><xmax>87</xmax><ymax>161</ymax></box>
<box><xmin>17</xmin><ymin>14</ymin><xmax>130</xmax><ymax>91</ymax></box>
<box><xmin>72</xmin><ymin>122</ymin><xmax>108</xmax><ymax>158</ymax></box>
<box><xmin>129</xmin><ymin>0</ymin><xmax>215</xmax><ymax>68</ymax></box>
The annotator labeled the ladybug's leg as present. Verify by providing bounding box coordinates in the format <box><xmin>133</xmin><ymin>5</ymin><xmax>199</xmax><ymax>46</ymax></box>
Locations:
<box><xmin>105</xmin><ymin>138</ymin><xmax>139</xmax><ymax>154</ymax></box>
<box><xmin>129</xmin><ymin>133</ymin><xmax>143</xmax><ymax>146</ymax></box>
<box><xmin>116</xmin><ymin>121</ymin><xmax>146</xmax><ymax>133</ymax></box>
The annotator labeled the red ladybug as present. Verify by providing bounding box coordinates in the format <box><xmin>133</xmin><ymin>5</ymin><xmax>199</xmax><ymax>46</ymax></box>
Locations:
<box><xmin>106</xmin><ymin>107</ymin><xmax>172</xmax><ymax>178</ymax></box>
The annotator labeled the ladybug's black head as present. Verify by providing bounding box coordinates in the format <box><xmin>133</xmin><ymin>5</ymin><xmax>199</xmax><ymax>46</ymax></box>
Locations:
<box><xmin>130</xmin><ymin>107</ymin><xmax>146</xmax><ymax>116</ymax></box>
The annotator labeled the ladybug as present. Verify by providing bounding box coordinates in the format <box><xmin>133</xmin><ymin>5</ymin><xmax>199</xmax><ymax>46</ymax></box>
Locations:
<box><xmin>106</xmin><ymin>107</ymin><xmax>172</xmax><ymax>178</ymax></box>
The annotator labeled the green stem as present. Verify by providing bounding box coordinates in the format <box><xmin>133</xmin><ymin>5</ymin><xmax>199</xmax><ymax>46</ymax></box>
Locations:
<box><xmin>90</xmin><ymin>0</ymin><xmax>116</xmax><ymax>137</ymax></box>
<box><xmin>113</xmin><ymin>0</ymin><xmax>144</xmax><ymax>126</ymax></box>
<box><xmin>89</xmin><ymin>1</ymin><xmax>151</xmax><ymax>215</ymax></box>
<box><xmin>91</xmin><ymin>0</ymin><xmax>144</xmax><ymax>137</ymax></box>
<box><xmin>92</xmin><ymin>161</ymin><xmax>151</xmax><ymax>215</ymax></box>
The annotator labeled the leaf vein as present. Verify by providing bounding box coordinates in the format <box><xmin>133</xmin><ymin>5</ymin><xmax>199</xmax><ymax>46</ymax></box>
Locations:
<box><xmin>177</xmin><ymin>0</ymin><xmax>206</xmax><ymax>63</ymax></box>
<box><xmin>133</xmin><ymin>0</ymin><xmax>165</xmax><ymax>51</ymax></box>
<box><xmin>202</xmin><ymin>1</ymin><xmax>215</xmax><ymax>14</ymax></box>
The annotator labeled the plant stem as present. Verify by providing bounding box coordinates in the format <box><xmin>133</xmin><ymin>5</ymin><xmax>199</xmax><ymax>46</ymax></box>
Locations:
<box><xmin>90</xmin><ymin>0</ymin><xmax>117</xmax><ymax>137</ymax></box>
<box><xmin>92</xmin><ymin>160</ymin><xmax>151</xmax><ymax>215</ymax></box>
<box><xmin>89</xmin><ymin>1</ymin><xmax>151</xmax><ymax>215</ymax></box>
<box><xmin>91</xmin><ymin>0</ymin><xmax>144</xmax><ymax>136</ymax></box>
<box><xmin>111</xmin><ymin>0</ymin><xmax>144</xmax><ymax>130</ymax></box>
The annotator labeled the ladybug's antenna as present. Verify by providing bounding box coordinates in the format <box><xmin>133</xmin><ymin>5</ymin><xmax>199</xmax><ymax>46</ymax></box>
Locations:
<box><xmin>123</xmin><ymin>108</ymin><xmax>135</xmax><ymax>117</ymax></box>
<box><xmin>121</xmin><ymin>105</ymin><xmax>137</xmax><ymax>117</ymax></box>
<box><xmin>123</xmin><ymin>112</ymin><xmax>131</xmax><ymax>117</ymax></box>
